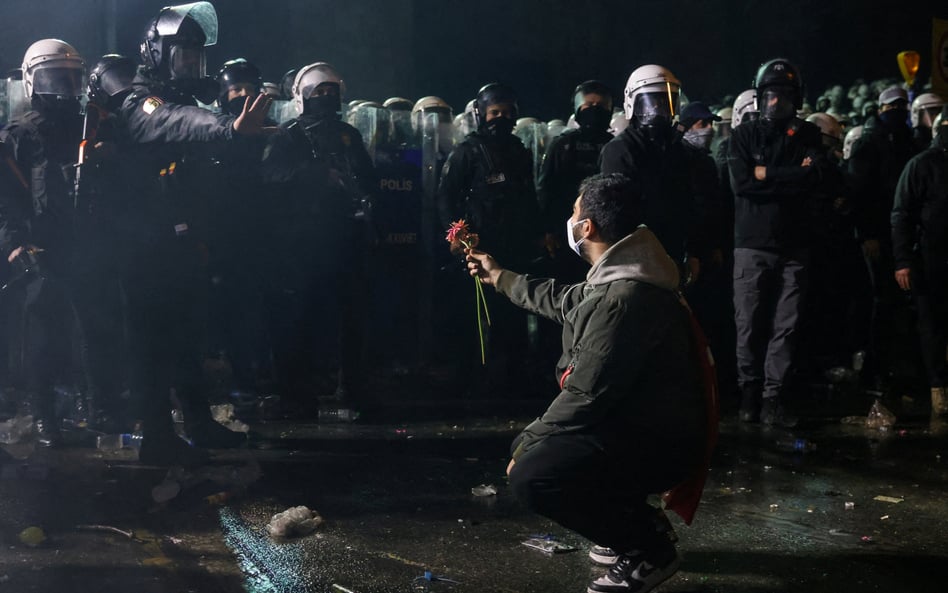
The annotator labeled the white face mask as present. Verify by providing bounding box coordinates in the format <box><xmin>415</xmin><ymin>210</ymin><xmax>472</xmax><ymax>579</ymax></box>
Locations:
<box><xmin>683</xmin><ymin>127</ymin><xmax>714</xmax><ymax>151</ymax></box>
<box><xmin>567</xmin><ymin>217</ymin><xmax>588</xmax><ymax>256</ymax></box>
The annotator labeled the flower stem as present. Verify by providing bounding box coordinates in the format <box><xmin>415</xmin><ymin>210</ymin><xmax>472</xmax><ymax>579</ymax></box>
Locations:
<box><xmin>475</xmin><ymin>275</ymin><xmax>486</xmax><ymax>365</ymax></box>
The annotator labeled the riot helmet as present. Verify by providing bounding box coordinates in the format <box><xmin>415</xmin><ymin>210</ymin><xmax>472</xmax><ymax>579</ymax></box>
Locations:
<box><xmin>842</xmin><ymin>125</ymin><xmax>863</xmax><ymax>160</ymax></box>
<box><xmin>87</xmin><ymin>54</ymin><xmax>136</xmax><ymax>111</ymax></box>
<box><xmin>262</xmin><ymin>82</ymin><xmax>280</xmax><ymax>97</ymax></box>
<box><xmin>754</xmin><ymin>58</ymin><xmax>803</xmax><ymax>121</ymax></box>
<box><xmin>572</xmin><ymin>80</ymin><xmax>613</xmax><ymax>130</ymax></box>
<box><xmin>140</xmin><ymin>2</ymin><xmax>218</xmax><ymax>81</ymax></box>
<box><xmin>412</xmin><ymin>95</ymin><xmax>454</xmax><ymax>152</ymax></box>
<box><xmin>383</xmin><ymin>97</ymin><xmax>413</xmax><ymax>111</ymax></box>
<box><xmin>609</xmin><ymin>111</ymin><xmax>629</xmax><ymax>135</ymax></box>
<box><xmin>292</xmin><ymin>62</ymin><xmax>345</xmax><ymax>118</ymax></box>
<box><xmin>279</xmin><ymin>69</ymin><xmax>297</xmax><ymax>100</ymax></box>
<box><xmin>546</xmin><ymin>118</ymin><xmax>567</xmax><ymax>138</ymax></box>
<box><xmin>473</xmin><ymin>83</ymin><xmax>518</xmax><ymax>136</ymax></box>
<box><xmin>714</xmin><ymin>106</ymin><xmax>733</xmax><ymax>140</ymax></box>
<box><xmin>806</xmin><ymin>112</ymin><xmax>843</xmax><ymax>152</ymax></box>
<box><xmin>934</xmin><ymin>106</ymin><xmax>946</xmax><ymax>137</ymax></box>
<box><xmin>623</xmin><ymin>65</ymin><xmax>681</xmax><ymax>128</ymax></box>
<box><xmin>731</xmin><ymin>89</ymin><xmax>758</xmax><ymax>129</ymax></box>
<box><xmin>216</xmin><ymin>58</ymin><xmax>262</xmax><ymax>115</ymax></box>
<box><xmin>910</xmin><ymin>92</ymin><xmax>945</xmax><ymax>129</ymax></box>
<box><xmin>22</xmin><ymin>39</ymin><xmax>84</xmax><ymax>101</ymax></box>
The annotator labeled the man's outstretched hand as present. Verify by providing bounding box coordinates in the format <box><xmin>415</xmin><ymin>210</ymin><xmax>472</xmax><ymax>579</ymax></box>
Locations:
<box><xmin>233</xmin><ymin>93</ymin><xmax>277</xmax><ymax>136</ymax></box>
<box><xmin>465</xmin><ymin>248</ymin><xmax>503</xmax><ymax>286</ymax></box>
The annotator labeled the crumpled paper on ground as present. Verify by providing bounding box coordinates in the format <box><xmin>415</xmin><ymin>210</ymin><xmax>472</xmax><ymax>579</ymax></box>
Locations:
<box><xmin>266</xmin><ymin>505</ymin><xmax>324</xmax><ymax>538</ymax></box>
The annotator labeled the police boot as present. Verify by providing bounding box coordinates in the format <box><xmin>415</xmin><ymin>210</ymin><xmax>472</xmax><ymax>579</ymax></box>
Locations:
<box><xmin>739</xmin><ymin>383</ymin><xmax>761</xmax><ymax>423</ymax></box>
<box><xmin>932</xmin><ymin>387</ymin><xmax>948</xmax><ymax>416</ymax></box>
<box><xmin>760</xmin><ymin>396</ymin><xmax>799</xmax><ymax>428</ymax></box>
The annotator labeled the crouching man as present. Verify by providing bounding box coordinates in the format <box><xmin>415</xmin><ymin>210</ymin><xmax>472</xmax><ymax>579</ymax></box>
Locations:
<box><xmin>467</xmin><ymin>173</ymin><xmax>706</xmax><ymax>593</ymax></box>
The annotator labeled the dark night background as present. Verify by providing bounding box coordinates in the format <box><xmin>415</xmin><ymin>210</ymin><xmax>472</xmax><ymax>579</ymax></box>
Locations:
<box><xmin>0</xmin><ymin>0</ymin><xmax>946</xmax><ymax>119</ymax></box>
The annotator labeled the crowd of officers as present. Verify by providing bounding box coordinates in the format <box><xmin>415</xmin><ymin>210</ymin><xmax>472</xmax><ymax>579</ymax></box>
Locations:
<box><xmin>1</xmin><ymin>1</ymin><xmax>947</xmax><ymax>465</ymax></box>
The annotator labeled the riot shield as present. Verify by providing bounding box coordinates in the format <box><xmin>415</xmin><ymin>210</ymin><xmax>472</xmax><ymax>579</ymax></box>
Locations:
<box><xmin>348</xmin><ymin>103</ymin><xmax>389</xmax><ymax>163</ymax></box>
<box><xmin>268</xmin><ymin>98</ymin><xmax>296</xmax><ymax>125</ymax></box>
<box><xmin>0</xmin><ymin>77</ymin><xmax>29</xmax><ymax>126</ymax></box>
<box><xmin>515</xmin><ymin>121</ymin><xmax>547</xmax><ymax>187</ymax></box>
<box><xmin>366</xmin><ymin>109</ymin><xmax>425</xmax><ymax>369</ymax></box>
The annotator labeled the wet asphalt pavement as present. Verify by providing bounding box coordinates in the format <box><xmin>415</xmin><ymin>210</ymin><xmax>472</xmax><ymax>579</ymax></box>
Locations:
<box><xmin>1</xmin><ymin>388</ymin><xmax>947</xmax><ymax>593</ymax></box>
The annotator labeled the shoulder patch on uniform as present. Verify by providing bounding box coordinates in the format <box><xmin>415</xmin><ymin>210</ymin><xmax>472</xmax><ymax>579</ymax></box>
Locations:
<box><xmin>142</xmin><ymin>96</ymin><xmax>164</xmax><ymax>115</ymax></box>
<box><xmin>341</xmin><ymin>133</ymin><xmax>351</xmax><ymax>147</ymax></box>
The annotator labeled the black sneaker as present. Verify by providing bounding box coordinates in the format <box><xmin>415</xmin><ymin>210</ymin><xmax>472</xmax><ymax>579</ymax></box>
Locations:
<box><xmin>760</xmin><ymin>397</ymin><xmax>798</xmax><ymax>428</ymax></box>
<box><xmin>588</xmin><ymin>543</ymin><xmax>679</xmax><ymax>593</ymax></box>
<box><xmin>590</xmin><ymin>510</ymin><xmax>678</xmax><ymax>566</ymax></box>
<box><xmin>589</xmin><ymin>545</ymin><xmax>622</xmax><ymax>566</ymax></box>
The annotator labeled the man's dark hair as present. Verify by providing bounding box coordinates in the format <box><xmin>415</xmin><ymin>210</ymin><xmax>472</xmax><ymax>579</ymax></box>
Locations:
<box><xmin>578</xmin><ymin>173</ymin><xmax>642</xmax><ymax>244</ymax></box>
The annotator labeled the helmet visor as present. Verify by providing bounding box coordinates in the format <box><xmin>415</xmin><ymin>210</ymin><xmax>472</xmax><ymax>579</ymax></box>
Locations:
<box><xmin>31</xmin><ymin>67</ymin><xmax>83</xmax><ymax>97</ymax></box>
<box><xmin>758</xmin><ymin>87</ymin><xmax>797</xmax><ymax>120</ymax></box>
<box><xmin>169</xmin><ymin>45</ymin><xmax>206</xmax><ymax>80</ymax></box>
<box><xmin>633</xmin><ymin>89</ymin><xmax>679</xmax><ymax>124</ymax></box>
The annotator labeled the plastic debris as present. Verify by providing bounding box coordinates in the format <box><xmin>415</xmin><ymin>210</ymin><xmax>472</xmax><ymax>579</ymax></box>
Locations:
<box><xmin>866</xmin><ymin>399</ymin><xmax>896</xmax><ymax>430</ymax></box>
<box><xmin>210</xmin><ymin>404</ymin><xmax>250</xmax><ymax>433</ymax></box>
<box><xmin>769</xmin><ymin>504</ymin><xmax>779</xmax><ymax>511</ymax></box>
<box><xmin>332</xmin><ymin>586</ymin><xmax>359</xmax><ymax>593</ymax></box>
<box><xmin>0</xmin><ymin>414</ymin><xmax>34</xmax><ymax>444</ymax></box>
<box><xmin>880</xmin><ymin>515</ymin><xmax>890</xmax><ymax>520</ymax></box>
<box><xmin>96</xmin><ymin>432</ymin><xmax>142</xmax><ymax>451</ymax></box>
<box><xmin>873</xmin><ymin>495</ymin><xmax>904</xmax><ymax>504</ymax></box>
<box><xmin>844</xmin><ymin>501</ymin><xmax>855</xmax><ymax>510</ymax></box>
<box><xmin>18</xmin><ymin>526</ymin><xmax>46</xmax><ymax>547</ymax></box>
<box><xmin>471</xmin><ymin>484</ymin><xmax>497</xmax><ymax>496</ymax></box>
<box><xmin>266</xmin><ymin>506</ymin><xmax>324</xmax><ymax>538</ymax></box>
<box><xmin>860</xmin><ymin>535</ymin><xmax>874</xmax><ymax>544</ymax></box>
<box><xmin>521</xmin><ymin>537</ymin><xmax>578</xmax><ymax>554</ymax></box>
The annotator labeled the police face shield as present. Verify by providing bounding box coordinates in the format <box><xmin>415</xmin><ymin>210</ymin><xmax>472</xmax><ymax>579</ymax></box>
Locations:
<box><xmin>633</xmin><ymin>88</ymin><xmax>680</xmax><ymax>126</ymax></box>
<box><xmin>390</xmin><ymin>109</ymin><xmax>415</xmax><ymax>146</ymax></box>
<box><xmin>759</xmin><ymin>87</ymin><xmax>797</xmax><ymax>121</ymax></box>
<box><xmin>156</xmin><ymin>2</ymin><xmax>219</xmax><ymax>46</ymax></box>
<box><xmin>349</xmin><ymin>105</ymin><xmax>388</xmax><ymax>162</ymax></box>
<box><xmin>168</xmin><ymin>44</ymin><xmax>206</xmax><ymax>80</ymax></box>
<box><xmin>31</xmin><ymin>67</ymin><xmax>84</xmax><ymax>98</ymax></box>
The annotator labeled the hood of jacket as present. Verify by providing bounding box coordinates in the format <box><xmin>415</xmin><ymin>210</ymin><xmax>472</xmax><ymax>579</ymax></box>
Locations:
<box><xmin>585</xmin><ymin>226</ymin><xmax>680</xmax><ymax>290</ymax></box>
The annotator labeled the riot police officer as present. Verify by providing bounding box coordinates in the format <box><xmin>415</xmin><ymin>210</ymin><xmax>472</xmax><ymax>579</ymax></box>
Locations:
<box><xmin>261</xmin><ymin>61</ymin><xmax>376</xmax><ymax>407</ymax></box>
<box><xmin>728</xmin><ymin>58</ymin><xmax>828</xmax><ymax>426</ymax></box>
<box><xmin>600</xmin><ymin>65</ymin><xmax>700</xmax><ymax>279</ymax></box>
<box><xmin>538</xmin><ymin>80</ymin><xmax>614</xmax><ymax>279</ymax></box>
<box><xmin>204</xmin><ymin>57</ymin><xmax>274</xmax><ymax>398</ymax></box>
<box><xmin>0</xmin><ymin>39</ymin><xmax>86</xmax><ymax>446</ymax></box>
<box><xmin>437</xmin><ymin>83</ymin><xmax>541</xmax><ymax>395</ymax></box>
<box><xmin>119</xmin><ymin>1</ymin><xmax>271</xmax><ymax>464</ymax></box>
<box><xmin>73</xmin><ymin>54</ymin><xmax>140</xmax><ymax>432</ymax></box>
